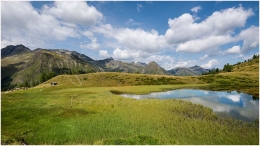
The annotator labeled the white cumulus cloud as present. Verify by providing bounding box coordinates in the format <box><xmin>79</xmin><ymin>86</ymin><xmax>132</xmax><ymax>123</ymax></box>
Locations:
<box><xmin>176</xmin><ymin>35</ymin><xmax>233</xmax><ymax>53</ymax></box>
<box><xmin>99</xmin><ymin>50</ymin><xmax>109</xmax><ymax>58</ymax></box>
<box><xmin>81</xmin><ymin>30</ymin><xmax>94</xmax><ymax>39</ymax></box>
<box><xmin>113</xmin><ymin>48</ymin><xmax>141</xmax><ymax>60</ymax></box>
<box><xmin>236</xmin><ymin>26</ymin><xmax>259</xmax><ymax>53</ymax></box>
<box><xmin>224</xmin><ymin>45</ymin><xmax>241</xmax><ymax>54</ymax></box>
<box><xmin>1</xmin><ymin>1</ymin><xmax>104</xmax><ymax>48</ymax></box>
<box><xmin>42</xmin><ymin>1</ymin><xmax>103</xmax><ymax>26</ymax></box>
<box><xmin>93</xmin><ymin>24</ymin><xmax>167</xmax><ymax>51</ymax></box>
<box><xmin>201</xmin><ymin>59</ymin><xmax>219</xmax><ymax>69</ymax></box>
<box><xmin>80</xmin><ymin>37</ymin><xmax>100</xmax><ymax>50</ymax></box>
<box><xmin>165</xmin><ymin>6</ymin><xmax>254</xmax><ymax>46</ymax></box>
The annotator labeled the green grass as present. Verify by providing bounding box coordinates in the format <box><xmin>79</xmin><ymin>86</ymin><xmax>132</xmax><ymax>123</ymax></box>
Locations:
<box><xmin>2</xmin><ymin>58</ymin><xmax>259</xmax><ymax>144</ymax></box>
<box><xmin>1</xmin><ymin>84</ymin><xmax>259</xmax><ymax>145</ymax></box>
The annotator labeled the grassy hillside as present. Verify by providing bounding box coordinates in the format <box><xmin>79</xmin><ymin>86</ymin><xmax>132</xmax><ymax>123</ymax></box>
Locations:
<box><xmin>12</xmin><ymin>49</ymin><xmax>99</xmax><ymax>84</ymax></box>
<box><xmin>38</xmin><ymin>72</ymin><xmax>203</xmax><ymax>88</ymax></box>
<box><xmin>233</xmin><ymin>57</ymin><xmax>259</xmax><ymax>72</ymax></box>
<box><xmin>1</xmin><ymin>49</ymin><xmax>100</xmax><ymax>90</ymax></box>
<box><xmin>1</xmin><ymin>53</ymin><xmax>33</xmax><ymax>79</ymax></box>
<box><xmin>198</xmin><ymin>58</ymin><xmax>259</xmax><ymax>97</ymax></box>
<box><xmin>1</xmin><ymin>53</ymin><xmax>34</xmax><ymax>89</ymax></box>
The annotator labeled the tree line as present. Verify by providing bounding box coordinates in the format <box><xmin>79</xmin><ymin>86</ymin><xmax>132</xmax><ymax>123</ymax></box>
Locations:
<box><xmin>234</xmin><ymin>54</ymin><xmax>259</xmax><ymax>66</ymax></box>
<box><xmin>203</xmin><ymin>54</ymin><xmax>258</xmax><ymax>75</ymax></box>
<box><xmin>40</xmin><ymin>72</ymin><xmax>56</xmax><ymax>83</ymax></box>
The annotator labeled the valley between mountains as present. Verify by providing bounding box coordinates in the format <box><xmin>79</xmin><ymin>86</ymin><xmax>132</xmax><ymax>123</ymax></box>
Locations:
<box><xmin>1</xmin><ymin>44</ymin><xmax>209</xmax><ymax>91</ymax></box>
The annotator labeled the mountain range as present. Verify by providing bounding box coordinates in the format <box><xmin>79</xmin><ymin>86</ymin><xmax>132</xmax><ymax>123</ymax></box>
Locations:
<box><xmin>1</xmin><ymin>44</ymin><xmax>209</xmax><ymax>90</ymax></box>
<box><xmin>167</xmin><ymin>65</ymin><xmax>209</xmax><ymax>76</ymax></box>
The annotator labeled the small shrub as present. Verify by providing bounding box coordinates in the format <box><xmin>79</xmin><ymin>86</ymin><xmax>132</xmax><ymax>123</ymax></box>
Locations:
<box><xmin>110</xmin><ymin>90</ymin><xmax>124</xmax><ymax>94</ymax></box>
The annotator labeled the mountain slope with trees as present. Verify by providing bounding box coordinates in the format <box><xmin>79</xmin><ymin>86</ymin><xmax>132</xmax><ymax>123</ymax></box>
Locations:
<box><xmin>1</xmin><ymin>46</ymin><xmax>100</xmax><ymax>90</ymax></box>
<box><xmin>1</xmin><ymin>45</ymin><xmax>169</xmax><ymax>90</ymax></box>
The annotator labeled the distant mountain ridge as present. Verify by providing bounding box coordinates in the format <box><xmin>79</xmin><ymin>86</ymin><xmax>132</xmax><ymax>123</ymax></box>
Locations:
<box><xmin>1</xmin><ymin>44</ymin><xmax>170</xmax><ymax>90</ymax></box>
<box><xmin>94</xmin><ymin>58</ymin><xmax>169</xmax><ymax>75</ymax></box>
<box><xmin>168</xmin><ymin>65</ymin><xmax>209</xmax><ymax>76</ymax></box>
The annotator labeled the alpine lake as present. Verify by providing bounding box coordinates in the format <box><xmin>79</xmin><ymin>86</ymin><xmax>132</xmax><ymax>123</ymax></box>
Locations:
<box><xmin>121</xmin><ymin>89</ymin><xmax>259</xmax><ymax>122</ymax></box>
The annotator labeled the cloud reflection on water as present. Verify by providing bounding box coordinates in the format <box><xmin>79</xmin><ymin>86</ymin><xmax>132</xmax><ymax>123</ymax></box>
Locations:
<box><xmin>121</xmin><ymin>89</ymin><xmax>259</xmax><ymax>121</ymax></box>
<box><xmin>225</xmin><ymin>94</ymin><xmax>241</xmax><ymax>102</ymax></box>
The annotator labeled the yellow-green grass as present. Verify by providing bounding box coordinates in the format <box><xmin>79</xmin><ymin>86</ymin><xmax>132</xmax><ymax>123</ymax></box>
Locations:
<box><xmin>2</xmin><ymin>58</ymin><xmax>259</xmax><ymax>145</ymax></box>
<box><xmin>36</xmin><ymin>72</ymin><xmax>204</xmax><ymax>88</ymax></box>
<box><xmin>233</xmin><ymin>58</ymin><xmax>259</xmax><ymax>72</ymax></box>
<box><xmin>1</xmin><ymin>83</ymin><xmax>259</xmax><ymax>145</ymax></box>
<box><xmin>34</xmin><ymin>71</ymin><xmax>258</xmax><ymax>98</ymax></box>
<box><xmin>198</xmin><ymin>71</ymin><xmax>259</xmax><ymax>97</ymax></box>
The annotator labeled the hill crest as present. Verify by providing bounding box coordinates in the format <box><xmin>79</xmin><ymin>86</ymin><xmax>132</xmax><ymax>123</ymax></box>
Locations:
<box><xmin>1</xmin><ymin>44</ymin><xmax>31</xmax><ymax>58</ymax></box>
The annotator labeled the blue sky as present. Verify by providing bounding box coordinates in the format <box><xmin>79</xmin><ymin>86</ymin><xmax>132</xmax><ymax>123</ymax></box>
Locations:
<box><xmin>1</xmin><ymin>1</ymin><xmax>259</xmax><ymax>70</ymax></box>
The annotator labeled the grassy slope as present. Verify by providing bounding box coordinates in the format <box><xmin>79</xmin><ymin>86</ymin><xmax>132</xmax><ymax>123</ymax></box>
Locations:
<box><xmin>1</xmin><ymin>58</ymin><xmax>259</xmax><ymax>145</ymax></box>
<box><xmin>1</xmin><ymin>53</ymin><xmax>33</xmax><ymax>90</ymax></box>
<box><xmin>1</xmin><ymin>50</ymin><xmax>99</xmax><ymax>90</ymax></box>
<box><xmin>1</xmin><ymin>53</ymin><xmax>33</xmax><ymax>79</ymax></box>
<box><xmin>38</xmin><ymin>72</ymin><xmax>203</xmax><ymax>87</ymax></box>
<box><xmin>198</xmin><ymin>58</ymin><xmax>259</xmax><ymax>97</ymax></box>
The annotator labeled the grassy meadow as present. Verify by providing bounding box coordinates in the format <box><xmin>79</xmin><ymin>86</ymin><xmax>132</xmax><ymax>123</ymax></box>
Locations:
<box><xmin>1</xmin><ymin>58</ymin><xmax>259</xmax><ymax>144</ymax></box>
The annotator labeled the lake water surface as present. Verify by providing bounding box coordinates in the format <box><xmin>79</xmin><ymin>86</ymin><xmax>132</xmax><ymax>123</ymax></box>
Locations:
<box><xmin>121</xmin><ymin>89</ymin><xmax>259</xmax><ymax>122</ymax></box>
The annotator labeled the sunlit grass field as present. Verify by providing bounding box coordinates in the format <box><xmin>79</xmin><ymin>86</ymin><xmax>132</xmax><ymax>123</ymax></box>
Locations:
<box><xmin>1</xmin><ymin>58</ymin><xmax>259</xmax><ymax>144</ymax></box>
<box><xmin>2</xmin><ymin>83</ymin><xmax>259</xmax><ymax>144</ymax></box>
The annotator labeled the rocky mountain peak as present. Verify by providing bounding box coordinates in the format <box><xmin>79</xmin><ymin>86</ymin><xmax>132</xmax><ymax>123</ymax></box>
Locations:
<box><xmin>1</xmin><ymin>44</ymin><xmax>31</xmax><ymax>58</ymax></box>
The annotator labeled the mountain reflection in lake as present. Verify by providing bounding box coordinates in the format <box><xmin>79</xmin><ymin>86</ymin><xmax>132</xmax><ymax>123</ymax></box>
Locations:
<box><xmin>121</xmin><ymin>89</ymin><xmax>259</xmax><ymax>122</ymax></box>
